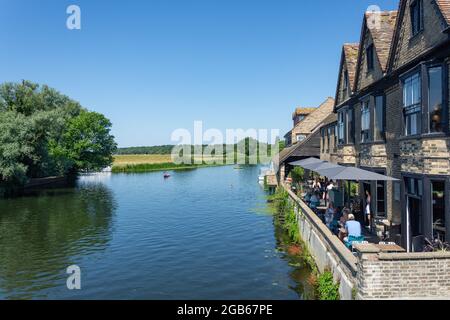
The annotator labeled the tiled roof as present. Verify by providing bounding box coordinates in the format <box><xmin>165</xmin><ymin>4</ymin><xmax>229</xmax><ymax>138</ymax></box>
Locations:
<box><xmin>436</xmin><ymin>0</ymin><xmax>450</xmax><ymax>25</ymax></box>
<box><xmin>343</xmin><ymin>43</ymin><xmax>359</xmax><ymax>89</ymax></box>
<box><xmin>292</xmin><ymin>107</ymin><xmax>317</xmax><ymax>119</ymax></box>
<box><xmin>277</xmin><ymin>129</ymin><xmax>321</xmax><ymax>165</ymax></box>
<box><xmin>321</xmin><ymin>113</ymin><xmax>338</xmax><ymax>127</ymax></box>
<box><xmin>365</xmin><ymin>10</ymin><xmax>398</xmax><ymax>71</ymax></box>
<box><xmin>294</xmin><ymin>97</ymin><xmax>335</xmax><ymax>135</ymax></box>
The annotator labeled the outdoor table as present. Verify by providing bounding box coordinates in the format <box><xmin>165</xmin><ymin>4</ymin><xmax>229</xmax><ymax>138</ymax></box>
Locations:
<box><xmin>375</xmin><ymin>243</ymin><xmax>405</xmax><ymax>253</ymax></box>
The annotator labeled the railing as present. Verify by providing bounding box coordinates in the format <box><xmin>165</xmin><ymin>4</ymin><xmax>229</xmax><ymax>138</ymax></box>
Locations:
<box><xmin>282</xmin><ymin>184</ymin><xmax>358</xmax><ymax>276</ymax></box>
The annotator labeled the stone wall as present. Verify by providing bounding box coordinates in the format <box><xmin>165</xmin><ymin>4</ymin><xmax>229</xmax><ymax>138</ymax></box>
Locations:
<box><xmin>335</xmin><ymin>145</ymin><xmax>357</xmax><ymax>165</ymax></box>
<box><xmin>400</xmin><ymin>137</ymin><xmax>450</xmax><ymax>175</ymax></box>
<box><xmin>285</xmin><ymin>187</ymin><xmax>358</xmax><ymax>300</ymax></box>
<box><xmin>359</xmin><ymin>143</ymin><xmax>388</xmax><ymax>167</ymax></box>
<box><xmin>356</xmin><ymin>247</ymin><xmax>450</xmax><ymax>300</ymax></box>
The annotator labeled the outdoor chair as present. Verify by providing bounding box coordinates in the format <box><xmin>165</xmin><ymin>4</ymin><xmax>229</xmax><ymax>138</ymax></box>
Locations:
<box><xmin>412</xmin><ymin>235</ymin><xmax>425</xmax><ymax>252</ymax></box>
<box><xmin>345</xmin><ymin>235</ymin><xmax>365</xmax><ymax>249</ymax></box>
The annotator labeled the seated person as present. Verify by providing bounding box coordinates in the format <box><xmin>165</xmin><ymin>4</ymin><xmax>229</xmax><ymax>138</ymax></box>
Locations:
<box><xmin>309</xmin><ymin>192</ymin><xmax>320</xmax><ymax>209</ymax></box>
<box><xmin>343</xmin><ymin>214</ymin><xmax>362</xmax><ymax>243</ymax></box>
<box><xmin>338</xmin><ymin>208</ymin><xmax>350</xmax><ymax>241</ymax></box>
<box><xmin>324</xmin><ymin>201</ymin><xmax>336</xmax><ymax>230</ymax></box>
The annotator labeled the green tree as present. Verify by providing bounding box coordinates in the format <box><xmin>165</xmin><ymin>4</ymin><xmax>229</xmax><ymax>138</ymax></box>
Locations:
<box><xmin>0</xmin><ymin>112</ymin><xmax>35</xmax><ymax>185</ymax></box>
<box><xmin>52</xmin><ymin>111</ymin><xmax>117</xmax><ymax>172</ymax></box>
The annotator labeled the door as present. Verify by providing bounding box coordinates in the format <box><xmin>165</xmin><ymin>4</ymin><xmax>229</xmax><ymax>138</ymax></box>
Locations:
<box><xmin>431</xmin><ymin>181</ymin><xmax>446</xmax><ymax>241</ymax></box>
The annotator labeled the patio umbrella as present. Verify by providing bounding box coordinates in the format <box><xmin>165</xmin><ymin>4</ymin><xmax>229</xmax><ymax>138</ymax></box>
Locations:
<box><xmin>315</xmin><ymin>166</ymin><xmax>398</xmax><ymax>181</ymax></box>
<box><xmin>289</xmin><ymin>158</ymin><xmax>323</xmax><ymax>167</ymax></box>
<box><xmin>302</xmin><ymin>161</ymin><xmax>341</xmax><ymax>171</ymax></box>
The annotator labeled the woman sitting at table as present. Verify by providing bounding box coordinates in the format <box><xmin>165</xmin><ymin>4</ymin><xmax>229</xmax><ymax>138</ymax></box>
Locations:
<box><xmin>325</xmin><ymin>201</ymin><xmax>336</xmax><ymax>230</ymax></box>
<box><xmin>309</xmin><ymin>192</ymin><xmax>320</xmax><ymax>210</ymax></box>
<box><xmin>338</xmin><ymin>208</ymin><xmax>351</xmax><ymax>241</ymax></box>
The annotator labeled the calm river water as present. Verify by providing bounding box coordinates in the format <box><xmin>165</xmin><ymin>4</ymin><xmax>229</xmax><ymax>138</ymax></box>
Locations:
<box><xmin>0</xmin><ymin>166</ymin><xmax>313</xmax><ymax>300</ymax></box>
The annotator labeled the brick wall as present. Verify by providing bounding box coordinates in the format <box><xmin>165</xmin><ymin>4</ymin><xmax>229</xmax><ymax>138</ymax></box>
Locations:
<box><xmin>356</xmin><ymin>248</ymin><xmax>450</xmax><ymax>300</ymax></box>
<box><xmin>400</xmin><ymin>137</ymin><xmax>450</xmax><ymax>174</ymax></box>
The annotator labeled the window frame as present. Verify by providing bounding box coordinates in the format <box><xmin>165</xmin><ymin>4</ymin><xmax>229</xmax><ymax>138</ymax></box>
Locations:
<box><xmin>366</xmin><ymin>44</ymin><xmax>375</xmax><ymax>71</ymax></box>
<box><xmin>410</xmin><ymin>0</ymin><xmax>423</xmax><ymax>37</ymax></box>
<box><xmin>361</xmin><ymin>99</ymin><xmax>371</xmax><ymax>143</ymax></box>
<box><xmin>374</xmin><ymin>94</ymin><xmax>386</xmax><ymax>142</ymax></box>
<box><xmin>402</xmin><ymin>71</ymin><xmax>422</xmax><ymax>137</ymax></box>
<box><xmin>338</xmin><ymin>110</ymin><xmax>346</xmax><ymax>145</ymax></box>
<box><xmin>426</xmin><ymin>64</ymin><xmax>446</xmax><ymax>134</ymax></box>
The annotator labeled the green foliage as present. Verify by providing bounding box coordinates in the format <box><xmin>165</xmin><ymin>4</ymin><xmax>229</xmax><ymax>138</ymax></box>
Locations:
<box><xmin>290</xmin><ymin>167</ymin><xmax>305</xmax><ymax>185</ymax></box>
<box><xmin>269</xmin><ymin>188</ymin><xmax>300</xmax><ymax>244</ymax></box>
<box><xmin>316</xmin><ymin>271</ymin><xmax>340</xmax><ymax>300</ymax></box>
<box><xmin>0</xmin><ymin>81</ymin><xmax>116</xmax><ymax>189</ymax></box>
<box><xmin>52</xmin><ymin>111</ymin><xmax>117</xmax><ymax>172</ymax></box>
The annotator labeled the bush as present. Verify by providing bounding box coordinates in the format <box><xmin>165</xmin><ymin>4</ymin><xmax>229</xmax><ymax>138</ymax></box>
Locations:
<box><xmin>316</xmin><ymin>271</ymin><xmax>340</xmax><ymax>300</ymax></box>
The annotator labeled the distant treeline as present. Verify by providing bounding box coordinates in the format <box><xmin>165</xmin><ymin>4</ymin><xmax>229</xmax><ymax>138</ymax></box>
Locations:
<box><xmin>116</xmin><ymin>145</ymin><xmax>175</xmax><ymax>155</ymax></box>
<box><xmin>117</xmin><ymin>139</ymin><xmax>283</xmax><ymax>155</ymax></box>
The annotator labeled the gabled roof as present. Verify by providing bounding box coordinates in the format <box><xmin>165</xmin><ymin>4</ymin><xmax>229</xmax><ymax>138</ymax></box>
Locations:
<box><xmin>292</xmin><ymin>107</ymin><xmax>316</xmax><ymax>120</ymax></box>
<box><xmin>321</xmin><ymin>113</ymin><xmax>338</xmax><ymax>127</ymax></box>
<box><xmin>436</xmin><ymin>0</ymin><xmax>450</xmax><ymax>25</ymax></box>
<box><xmin>343</xmin><ymin>44</ymin><xmax>360</xmax><ymax>89</ymax></box>
<box><xmin>366</xmin><ymin>11</ymin><xmax>398</xmax><ymax>72</ymax></box>
<box><xmin>277</xmin><ymin>128</ymin><xmax>321</xmax><ymax>165</ymax></box>
<box><xmin>293</xmin><ymin>97</ymin><xmax>335</xmax><ymax>135</ymax></box>
<box><xmin>387</xmin><ymin>0</ymin><xmax>450</xmax><ymax>72</ymax></box>
<box><xmin>353</xmin><ymin>10</ymin><xmax>397</xmax><ymax>91</ymax></box>
<box><xmin>334</xmin><ymin>43</ymin><xmax>359</xmax><ymax>107</ymax></box>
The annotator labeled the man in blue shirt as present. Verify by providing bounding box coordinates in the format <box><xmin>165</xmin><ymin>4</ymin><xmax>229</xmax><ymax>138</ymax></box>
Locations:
<box><xmin>344</xmin><ymin>214</ymin><xmax>362</xmax><ymax>241</ymax></box>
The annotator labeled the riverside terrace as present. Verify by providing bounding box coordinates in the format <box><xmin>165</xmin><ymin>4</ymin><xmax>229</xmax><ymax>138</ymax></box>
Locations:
<box><xmin>280</xmin><ymin>160</ymin><xmax>450</xmax><ymax>300</ymax></box>
<box><xmin>286</xmin><ymin>157</ymin><xmax>405</xmax><ymax>253</ymax></box>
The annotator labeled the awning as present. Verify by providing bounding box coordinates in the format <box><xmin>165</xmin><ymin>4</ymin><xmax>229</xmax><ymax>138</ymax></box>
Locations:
<box><xmin>289</xmin><ymin>157</ymin><xmax>323</xmax><ymax>167</ymax></box>
<box><xmin>290</xmin><ymin>158</ymin><xmax>398</xmax><ymax>181</ymax></box>
<box><xmin>315</xmin><ymin>166</ymin><xmax>398</xmax><ymax>181</ymax></box>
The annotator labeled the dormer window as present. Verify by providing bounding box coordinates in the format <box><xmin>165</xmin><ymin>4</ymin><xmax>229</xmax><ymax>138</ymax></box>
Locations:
<box><xmin>366</xmin><ymin>44</ymin><xmax>374</xmax><ymax>71</ymax></box>
<box><xmin>343</xmin><ymin>70</ymin><xmax>349</xmax><ymax>91</ymax></box>
<box><xmin>410</xmin><ymin>0</ymin><xmax>423</xmax><ymax>36</ymax></box>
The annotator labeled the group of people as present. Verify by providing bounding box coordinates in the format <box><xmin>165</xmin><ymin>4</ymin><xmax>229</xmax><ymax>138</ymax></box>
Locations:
<box><xmin>323</xmin><ymin>203</ymin><xmax>362</xmax><ymax>243</ymax></box>
<box><xmin>301</xmin><ymin>176</ymin><xmax>366</xmax><ymax>248</ymax></box>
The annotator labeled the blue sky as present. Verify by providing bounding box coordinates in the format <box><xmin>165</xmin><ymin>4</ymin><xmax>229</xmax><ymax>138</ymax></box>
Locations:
<box><xmin>0</xmin><ymin>0</ymin><xmax>398</xmax><ymax>147</ymax></box>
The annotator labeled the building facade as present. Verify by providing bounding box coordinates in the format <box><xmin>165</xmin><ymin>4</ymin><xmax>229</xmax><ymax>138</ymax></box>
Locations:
<box><xmin>285</xmin><ymin>98</ymin><xmax>335</xmax><ymax>147</ymax></box>
<box><xmin>321</xmin><ymin>0</ymin><xmax>450</xmax><ymax>251</ymax></box>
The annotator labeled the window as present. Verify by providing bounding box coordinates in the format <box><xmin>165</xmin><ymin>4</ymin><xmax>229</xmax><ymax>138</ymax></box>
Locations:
<box><xmin>296</xmin><ymin>134</ymin><xmax>306</xmax><ymax>142</ymax></box>
<box><xmin>343</xmin><ymin>70</ymin><xmax>349</xmax><ymax>92</ymax></box>
<box><xmin>428</xmin><ymin>66</ymin><xmax>444</xmax><ymax>133</ymax></box>
<box><xmin>431</xmin><ymin>181</ymin><xmax>446</xmax><ymax>241</ymax></box>
<box><xmin>338</xmin><ymin>111</ymin><xmax>345</xmax><ymax>145</ymax></box>
<box><xmin>366</xmin><ymin>44</ymin><xmax>374</xmax><ymax>71</ymax></box>
<box><xmin>405</xmin><ymin>177</ymin><xmax>423</xmax><ymax>242</ymax></box>
<box><xmin>376</xmin><ymin>180</ymin><xmax>386</xmax><ymax>218</ymax></box>
<box><xmin>346</xmin><ymin>108</ymin><xmax>355</xmax><ymax>144</ymax></box>
<box><xmin>327</xmin><ymin>127</ymin><xmax>332</xmax><ymax>152</ymax></box>
<box><xmin>321</xmin><ymin>129</ymin><xmax>325</xmax><ymax>152</ymax></box>
<box><xmin>403</xmin><ymin>73</ymin><xmax>422</xmax><ymax>136</ymax></box>
<box><xmin>374</xmin><ymin>95</ymin><xmax>385</xmax><ymax>141</ymax></box>
<box><xmin>334</xmin><ymin>125</ymin><xmax>338</xmax><ymax>150</ymax></box>
<box><xmin>410</xmin><ymin>0</ymin><xmax>423</xmax><ymax>36</ymax></box>
<box><xmin>361</xmin><ymin>100</ymin><xmax>371</xmax><ymax>142</ymax></box>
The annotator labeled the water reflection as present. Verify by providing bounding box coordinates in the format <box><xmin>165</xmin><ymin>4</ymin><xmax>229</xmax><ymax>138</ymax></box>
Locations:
<box><xmin>0</xmin><ymin>179</ymin><xmax>116</xmax><ymax>299</ymax></box>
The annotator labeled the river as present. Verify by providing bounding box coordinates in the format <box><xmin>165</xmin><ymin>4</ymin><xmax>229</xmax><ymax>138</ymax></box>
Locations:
<box><xmin>0</xmin><ymin>166</ymin><xmax>313</xmax><ymax>300</ymax></box>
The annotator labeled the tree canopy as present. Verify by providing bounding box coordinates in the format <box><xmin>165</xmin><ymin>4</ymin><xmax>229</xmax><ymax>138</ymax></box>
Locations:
<box><xmin>0</xmin><ymin>81</ymin><xmax>117</xmax><ymax>188</ymax></box>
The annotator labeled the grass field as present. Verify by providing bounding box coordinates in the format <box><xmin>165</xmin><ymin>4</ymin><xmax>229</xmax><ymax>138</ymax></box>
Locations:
<box><xmin>113</xmin><ymin>154</ymin><xmax>173</xmax><ymax>166</ymax></box>
<box><xmin>112</xmin><ymin>154</ymin><xmax>227</xmax><ymax>173</ymax></box>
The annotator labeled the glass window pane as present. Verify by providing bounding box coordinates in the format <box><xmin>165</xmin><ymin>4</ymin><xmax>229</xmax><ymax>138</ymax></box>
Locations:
<box><xmin>429</xmin><ymin>67</ymin><xmax>443</xmax><ymax>133</ymax></box>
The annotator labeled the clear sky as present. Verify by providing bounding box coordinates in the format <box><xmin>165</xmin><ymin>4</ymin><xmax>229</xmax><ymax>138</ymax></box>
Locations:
<box><xmin>0</xmin><ymin>0</ymin><xmax>398</xmax><ymax>147</ymax></box>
